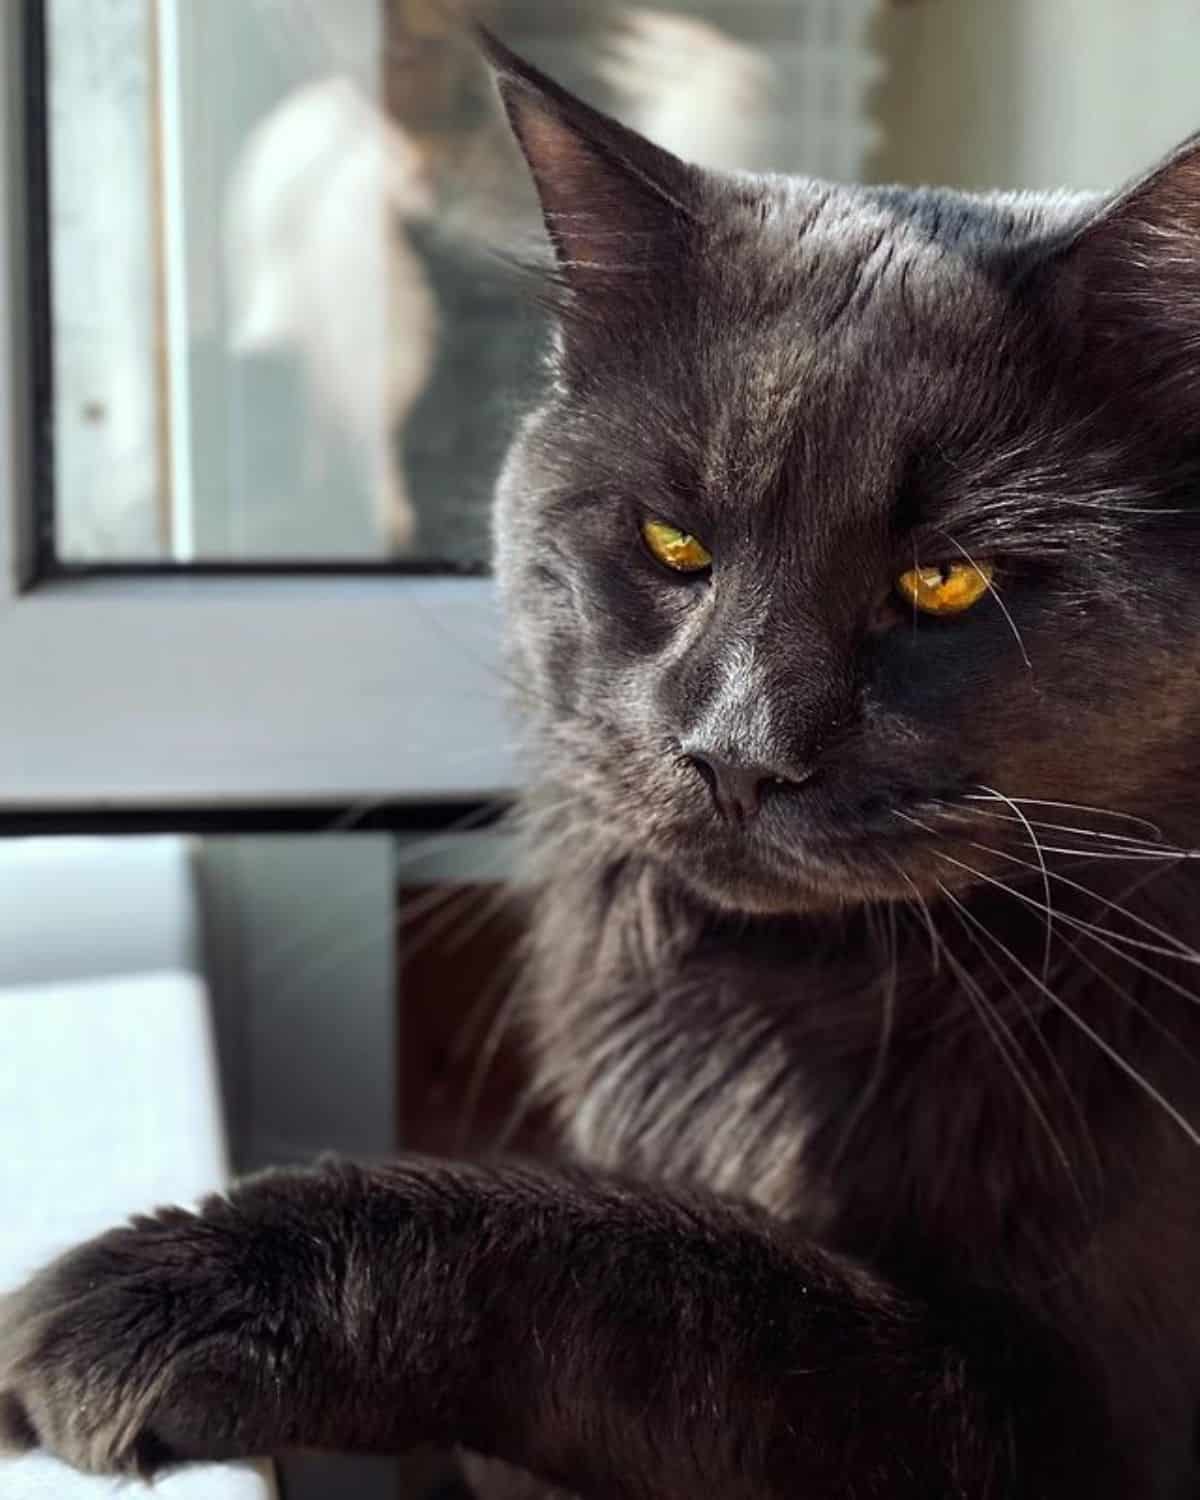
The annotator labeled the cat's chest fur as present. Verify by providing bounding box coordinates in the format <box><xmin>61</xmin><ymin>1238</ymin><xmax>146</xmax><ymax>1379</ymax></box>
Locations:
<box><xmin>528</xmin><ymin>861</ymin><xmax>1200</xmax><ymax>1483</ymax></box>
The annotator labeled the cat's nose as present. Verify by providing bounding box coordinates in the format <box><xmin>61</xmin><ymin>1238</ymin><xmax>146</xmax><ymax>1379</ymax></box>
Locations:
<box><xmin>682</xmin><ymin>748</ymin><xmax>812</xmax><ymax>822</ymax></box>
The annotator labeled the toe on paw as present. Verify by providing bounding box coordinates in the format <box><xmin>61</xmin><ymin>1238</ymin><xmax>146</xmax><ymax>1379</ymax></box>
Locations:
<box><xmin>0</xmin><ymin>1390</ymin><xmax>38</xmax><ymax>1454</ymax></box>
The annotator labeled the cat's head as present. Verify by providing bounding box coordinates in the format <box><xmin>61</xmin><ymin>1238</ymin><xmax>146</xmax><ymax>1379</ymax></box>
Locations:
<box><xmin>488</xmin><ymin>32</ymin><xmax>1200</xmax><ymax>915</ymax></box>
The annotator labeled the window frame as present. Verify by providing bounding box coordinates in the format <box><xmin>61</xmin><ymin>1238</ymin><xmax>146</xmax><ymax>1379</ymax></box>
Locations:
<box><xmin>0</xmin><ymin>1</ymin><xmax>517</xmax><ymax>822</ymax></box>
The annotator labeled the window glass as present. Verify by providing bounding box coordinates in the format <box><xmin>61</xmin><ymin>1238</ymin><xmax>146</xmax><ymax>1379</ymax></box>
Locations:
<box><xmin>44</xmin><ymin>0</ymin><xmax>882</xmax><ymax>566</ymax></box>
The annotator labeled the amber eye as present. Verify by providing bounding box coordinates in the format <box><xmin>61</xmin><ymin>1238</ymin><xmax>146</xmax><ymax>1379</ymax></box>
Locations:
<box><xmin>895</xmin><ymin>559</ymin><xmax>994</xmax><ymax>616</ymax></box>
<box><xmin>642</xmin><ymin>519</ymin><xmax>713</xmax><ymax>574</ymax></box>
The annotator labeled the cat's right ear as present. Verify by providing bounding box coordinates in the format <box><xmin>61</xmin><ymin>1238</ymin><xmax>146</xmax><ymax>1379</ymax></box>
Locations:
<box><xmin>477</xmin><ymin>26</ymin><xmax>702</xmax><ymax>343</ymax></box>
<box><xmin>1049</xmin><ymin>132</ymin><xmax>1200</xmax><ymax>430</ymax></box>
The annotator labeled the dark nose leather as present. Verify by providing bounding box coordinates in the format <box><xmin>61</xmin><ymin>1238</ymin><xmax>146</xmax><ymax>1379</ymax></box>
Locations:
<box><xmin>683</xmin><ymin>748</ymin><xmax>811</xmax><ymax>822</ymax></box>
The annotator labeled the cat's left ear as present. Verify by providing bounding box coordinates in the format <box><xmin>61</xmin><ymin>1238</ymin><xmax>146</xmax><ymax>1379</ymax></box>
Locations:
<box><xmin>477</xmin><ymin>26</ymin><xmax>702</xmax><ymax>322</ymax></box>
<box><xmin>1051</xmin><ymin>133</ymin><xmax>1200</xmax><ymax>423</ymax></box>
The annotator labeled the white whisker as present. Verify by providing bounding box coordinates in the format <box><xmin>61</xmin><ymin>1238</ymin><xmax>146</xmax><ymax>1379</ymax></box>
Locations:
<box><xmin>963</xmin><ymin>793</ymin><xmax>1162</xmax><ymax>840</ymax></box>
<box><xmin>1054</xmin><ymin>930</ymin><xmax>1197</xmax><ymax>1066</ymax></box>
<box><xmin>933</xmin><ymin>884</ymin><xmax>1077</xmax><ymax>1179</ymax></box>
<box><xmin>936</xmin><ymin>874</ymin><xmax>1200</xmax><ymax>1149</ymax></box>
<box><xmin>932</xmin><ymin>845</ymin><xmax>1200</xmax><ymax>1008</ymax></box>
<box><xmin>1022</xmin><ymin>844</ymin><xmax>1199</xmax><ymax>863</ymax></box>
<box><xmin>936</xmin><ymin>531</ymin><xmax>1032</xmax><ymax>671</ymax></box>
<box><xmin>968</xmin><ymin>843</ymin><xmax>1200</xmax><ymax>967</ymax></box>
<box><xmin>885</xmin><ymin>855</ymin><xmax>942</xmax><ymax>975</ymax></box>
<box><xmin>960</xmin><ymin>806</ymin><xmax>1170</xmax><ymax>854</ymax></box>
<box><xmin>978</xmin><ymin>784</ymin><xmax>1054</xmax><ymax>988</ymax></box>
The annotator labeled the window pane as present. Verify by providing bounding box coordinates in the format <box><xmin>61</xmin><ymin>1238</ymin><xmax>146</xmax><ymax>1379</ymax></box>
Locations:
<box><xmin>44</xmin><ymin>0</ymin><xmax>882</xmax><ymax>566</ymax></box>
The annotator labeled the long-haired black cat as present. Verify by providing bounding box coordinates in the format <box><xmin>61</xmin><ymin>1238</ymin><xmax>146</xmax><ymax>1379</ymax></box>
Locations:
<box><xmin>4</xmin><ymin>29</ymin><xmax>1200</xmax><ymax>1499</ymax></box>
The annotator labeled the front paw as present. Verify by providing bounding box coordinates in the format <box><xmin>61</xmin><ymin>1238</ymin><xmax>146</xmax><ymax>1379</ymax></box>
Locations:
<box><xmin>0</xmin><ymin>1177</ymin><xmax>335</xmax><ymax>1476</ymax></box>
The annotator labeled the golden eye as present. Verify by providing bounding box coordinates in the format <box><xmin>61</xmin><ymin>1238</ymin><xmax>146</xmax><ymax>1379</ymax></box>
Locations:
<box><xmin>642</xmin><ymin>519</ymin><xmax>713</xmax><ymax>574</ymax></box>
<box><xmin>895</xmin><ymin>559</ymin><xmax>994</xmax><ymax>616</ymax></box>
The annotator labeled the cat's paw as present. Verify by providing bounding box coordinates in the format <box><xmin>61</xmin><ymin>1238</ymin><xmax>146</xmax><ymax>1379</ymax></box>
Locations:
<box><xmin>0</xmin><ymin>1189</ymin><xmax>309</xmax><ymax>1476</ymax></box>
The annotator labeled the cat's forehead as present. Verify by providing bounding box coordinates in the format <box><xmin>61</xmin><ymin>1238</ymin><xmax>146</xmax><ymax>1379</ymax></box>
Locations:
<box><xmin>665</xmin><ymin>179</ymin><xmax>1082</xmax><ymax>518</ymax></box>
<box><xmin>703</xmin><ymin>179</ymin><xmax>1055</xmax><ymax>382</ymax></box>
<box><xmin>734</xmin><ymin>177</ymin><xmax>1082</xmax><ymax>301</ymax></box>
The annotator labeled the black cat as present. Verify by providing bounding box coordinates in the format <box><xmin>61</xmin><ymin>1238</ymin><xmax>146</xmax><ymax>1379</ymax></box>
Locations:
<box><xmin>5</xmin><ymin>29</ymin><xmax>1200</xmax><ymax>1499</ymax></box>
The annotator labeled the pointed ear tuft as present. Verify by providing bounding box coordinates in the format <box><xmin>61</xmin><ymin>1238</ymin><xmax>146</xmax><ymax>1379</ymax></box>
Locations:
<box><xmin>476</xmin><ymin>27</ymin><xmax>700</xmax><ymax>305</ymax></box>
<box><xmin>1054</xmin><ymin>133</ymin><xmax>1200</xmax><ymax>427</ymax></box>
<box><xmin>470</xmin><ymin>20</ymin><xmax>534</xmax><ymax>83</ymax></box>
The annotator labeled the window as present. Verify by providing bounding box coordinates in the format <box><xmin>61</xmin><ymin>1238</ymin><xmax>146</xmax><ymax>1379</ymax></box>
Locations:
<box><xmin>47</xmin><ymin>0</ymin><xmax>536</xmax><ymax>567</ymax></box>
<box><xmin>44</xmin><ymin>0</ymin><xmax>881</xmax><ymax>568</ymax></box>
<box><xmin>3</xmin><ymin>0</ymin><xmax>885</xmax><ymax>822</ymax></box>
<box><xmin>3</xmin><ymin>2</ymin><xmax>515</xmax><ymax>818</ymax></box>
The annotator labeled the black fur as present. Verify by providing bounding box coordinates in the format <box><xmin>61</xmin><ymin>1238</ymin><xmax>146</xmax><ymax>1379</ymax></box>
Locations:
<box><xmin>5</xmin><ymin>32</ymin><xmax>1200</xmax><ymax>1499</ymax></box>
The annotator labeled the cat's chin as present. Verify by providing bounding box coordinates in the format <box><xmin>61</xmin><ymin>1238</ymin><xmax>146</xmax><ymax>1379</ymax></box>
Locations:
<box><xmin>678</xmin><ymin>874</ymin><xmax>874</xmax><ymax>918</ymax></box>
<box><xmin>653</xmin><ymin>812</ymin><xmax>1010</xmax><ymax>916</ymax></box>
<box><xmin>662</xmin><ymin>839</ymin><xmax>922</xmax><ymax>918</ymax></box>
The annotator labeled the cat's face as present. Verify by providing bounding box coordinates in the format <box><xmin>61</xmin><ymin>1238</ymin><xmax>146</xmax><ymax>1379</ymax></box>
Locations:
<box><xmin>490</xmin><ymin>35</ymin><xmax>1200</xmax><ymax>915</ymax></box>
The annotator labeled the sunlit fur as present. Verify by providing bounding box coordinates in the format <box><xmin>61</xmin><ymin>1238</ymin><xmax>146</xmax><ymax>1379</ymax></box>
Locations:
<box><xmin>493</xmin><ymin>34</ymin><xmax>1200</xmax><ymax>1499</ymax></box>
<box><xmin>7</xmin><ymin>35</ymin><xmax>1200</xmax><ymax>1500</ymax></box>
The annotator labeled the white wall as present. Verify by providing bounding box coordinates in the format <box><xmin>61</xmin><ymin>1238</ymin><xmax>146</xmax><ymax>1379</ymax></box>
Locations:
<box><xmin>871</xmin><ymin>0</ymin><xmax>1200</xmax><ymax>193</ymax></box>
<box><xmin>1011</xmin><ymin>0</ymin><xmax>1200</xmax><ymax>190</ymax></box>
